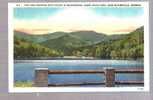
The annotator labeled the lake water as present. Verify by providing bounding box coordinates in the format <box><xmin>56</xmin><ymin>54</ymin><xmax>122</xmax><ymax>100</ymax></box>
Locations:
<box><xmin>14</xmin><ymin>60</ymin><xmax>144</xmax><ymax>86</ymax></box>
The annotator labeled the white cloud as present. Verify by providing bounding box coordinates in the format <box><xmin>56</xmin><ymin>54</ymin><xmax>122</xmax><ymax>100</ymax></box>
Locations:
<box><xmin>14</xmin><ymin>7</ymin><xmax>144</xmax><ymax>35</ymax></box>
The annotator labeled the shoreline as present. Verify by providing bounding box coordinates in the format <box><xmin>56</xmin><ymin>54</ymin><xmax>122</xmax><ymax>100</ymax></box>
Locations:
<box><xmin>14</xmin><ymin>57</ymin><xmax>144</xmax><ymax>61</ymax></box>
<box><xmin>14</xmin><ymin>59</ymin><xmax>144</xmax><ymax>64</ymax></box>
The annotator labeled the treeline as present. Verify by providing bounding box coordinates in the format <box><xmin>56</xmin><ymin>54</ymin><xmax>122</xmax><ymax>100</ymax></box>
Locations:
<box><xmin>14</xmin><ymin>26</ymin><xmax>144</xmax><ymax>60</ymax></box>
<box><xmin>14</xmin><ymin>37</ymin><xmax>63</xmax><ymax>59</ymax></box>
<box><xmin>71</xmin><ymin>27</ymin><xmax>144</xmax><ymax>59</ymax></box>
<box><xmin>71</xmin><ymin>41</ymin><xmax>143</xmax><ymax>60</ymax></box>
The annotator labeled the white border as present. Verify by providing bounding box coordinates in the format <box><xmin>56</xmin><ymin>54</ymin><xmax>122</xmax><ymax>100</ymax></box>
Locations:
<box><xmin>8</xmin><ymin>2</ymin><xmax>149</xmax><ymax>93</ymax></box>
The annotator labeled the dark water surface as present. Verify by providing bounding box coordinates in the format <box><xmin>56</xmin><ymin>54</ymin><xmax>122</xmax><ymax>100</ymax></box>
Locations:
<box><xmin>14</xmin><ymin>60</ymin><xmax>144</xmax><ymax>86</ymax></box>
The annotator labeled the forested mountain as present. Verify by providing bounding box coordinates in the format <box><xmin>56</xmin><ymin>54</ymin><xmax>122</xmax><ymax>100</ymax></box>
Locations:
<box><xmin>14</xmin><ymin>38</ymin><xmax>63</xmax><ymax>58</ymax></box>
<box><xmin>70</xmin><ymin>31</ymin><xmax>108</xmax><ymax>44</ymax></box>
<box><xmin>40</xmin><ymin>34</ymin><xmax>89</xmax><ymax>55</ymax></box>
<box><xmin>14</xmin><ymin>30</ymin><xmax>125</xmax><ymax>44</ymax></box>
<box><xmin>14</xmin><ymin>26</ymin><xmax>144</xmax><ymax>60</ymax></box>
<box><xmin>14</xmin><ymin>30</ymin><xmax>67</xmax><ymax>43</ymax></box>
<box><xmin>71</xmin><ymin>26</ymin><xmax>144</xmax><ymax>59</ymax></box>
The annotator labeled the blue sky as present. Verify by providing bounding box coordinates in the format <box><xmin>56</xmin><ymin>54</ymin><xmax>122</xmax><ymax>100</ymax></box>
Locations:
<box><xmin>14</xmin><ymin>7</ymin><xmax>144</xmax><ymax>35</ymax></box>
<box><xmin>14</xmin><ymin>8</ymin><xmax>62</xmax><ymax>19</ymax></box>
<box><xmin>14</xmin><ymin>7</ymin><xmax>144</xmax><ymax>20</ymax></box>
<box><xmin>92</xmin><ymin>7</ymin><xmax>143</xmax><ymax>18</ymax></box>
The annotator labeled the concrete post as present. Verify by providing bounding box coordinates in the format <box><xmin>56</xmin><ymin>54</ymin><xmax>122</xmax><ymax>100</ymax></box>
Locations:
<box><xmin>105</xmin><ymin>68</ymin><xmax>115</xmax><ymax>87</ymax></box>
<box><xmin>34</xmin><ymin>68</ymin><xmax>48</xmax><ymax>87</ymax></box>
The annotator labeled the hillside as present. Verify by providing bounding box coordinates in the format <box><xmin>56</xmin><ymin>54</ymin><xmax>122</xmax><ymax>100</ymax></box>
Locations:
<box><xmin>14</xmin><ymin>30</ymin><xmax>67</xmax><ymax>43</ymax></box>
<box><xmin>14</xmin><ymin>26</ymin><xmax>144</xmax><ymax>59</ymax></box>
<box><xmin>71</xmin><ymin>26</ymin><xmax>144</xmax><ymax>59</ymax></box>
<box><xmin>14</xmin><ymin>38</ymin><xmax>63</xmax><ymax>59</ymax></box>
<box><xmin>40</xmin><ymin>34</ymin><xmax>89</xmax><ymax>55</ymax></box>
<box><xmin>15</xmin><ymin>30</ymin><xmax>124</xmax><ymax>44</ymax></box>
<box><xmin>70</xmin><ymin>31</ymin><xmax>108</xmax><ymax>44</ymax></box>
<box><xmin>14</xmin><ymin>30</ymin><xmax>109</xmax><ymax>44</ymax></box>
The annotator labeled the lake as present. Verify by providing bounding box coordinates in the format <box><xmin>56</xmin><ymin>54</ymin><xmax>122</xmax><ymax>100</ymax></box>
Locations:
<box><xmin>14</xmin><ymin>60</ymin><xmax>144</xmax><ymax>86</ymax></box>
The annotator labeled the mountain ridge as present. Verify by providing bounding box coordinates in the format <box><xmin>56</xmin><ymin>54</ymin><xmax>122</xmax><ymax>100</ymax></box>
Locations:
<box><xmin>14</xmin><ymin>29</ymin><xmax>125</xmax><ymax>44</ymax></box>
<box><xmin>14</xmin><ymin>26</ymin><xmax>144</xmax><ymax>59</ymax></box>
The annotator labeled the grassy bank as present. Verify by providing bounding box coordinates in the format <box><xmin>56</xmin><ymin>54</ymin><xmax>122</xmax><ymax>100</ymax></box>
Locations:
<box><xmin>14</xmin><ymin>81</ymin><xmax>33</xmax><ymax>87</ymax></box>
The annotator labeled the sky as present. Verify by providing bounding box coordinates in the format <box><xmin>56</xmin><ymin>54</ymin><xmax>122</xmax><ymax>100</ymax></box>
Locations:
<box><xmin>14</xmin><ymin>7</ymin><xmax>144</xmax><ymax>35</ymax></box>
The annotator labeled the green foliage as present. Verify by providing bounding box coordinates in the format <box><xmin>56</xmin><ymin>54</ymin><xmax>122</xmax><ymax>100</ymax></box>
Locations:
<box><xmin>14</xmin><ymin>81</ymin><xmax>33</xmax><ymax>87</ymax></box>
<box><xmin>14</xmin><ymin>30</ymin><xmax>67</xmax><ymax>43</ymax></box>
<box><xmin>14</xmin><ymin>37</ymin><xmax>63</xmax><ymax>59</ymax></box>
<box><xmin>14</xmin><ymin>26</ymin><xmax>144</xmax><ymax>60</ymax></box>
<box><xmin>40</xmin><ymin>34</ymin><xmax>88</xmax><ymax>55</ymax></box>
<box><xmin>71</xmin><ymin>26</ymin><xmax>144</xmax><ymax>59</ymax></box>
<box><xmin>70</xmin><ymin>31</ymin><xmax>108</xmax><ymax>44</ymax></box>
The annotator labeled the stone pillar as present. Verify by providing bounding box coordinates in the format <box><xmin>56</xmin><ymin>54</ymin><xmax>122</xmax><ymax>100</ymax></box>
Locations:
<box><xmin>34</xmin><ymin>68</ymin><xmax>48</xmax><ymax>87</ymax></box>
<box><xmin>105</xmin><ymin>68</ymin><xmax>115</xmax><ymax>87</ymax></box>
